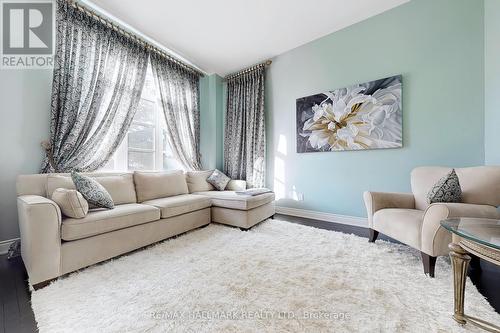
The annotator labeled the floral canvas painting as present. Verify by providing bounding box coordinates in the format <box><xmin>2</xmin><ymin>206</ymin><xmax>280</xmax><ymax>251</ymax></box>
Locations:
<box><xmin>296</xmin><ymin>75</ymin><xmax>402</xmax><ymax>153</ymax></box>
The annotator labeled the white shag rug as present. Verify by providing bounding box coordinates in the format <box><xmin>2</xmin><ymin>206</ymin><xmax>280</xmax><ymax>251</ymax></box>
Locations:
<box><xmin>31</xmin><ymin>219</ymin><xmax>499</xmax><ymax>333</ymax></box>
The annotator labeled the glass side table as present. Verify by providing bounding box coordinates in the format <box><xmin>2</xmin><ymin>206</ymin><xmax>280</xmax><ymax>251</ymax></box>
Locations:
<box><xmin>441</xmin><ymin>218</ymin><xmax>500</xmax><ymax>333</ymax></box>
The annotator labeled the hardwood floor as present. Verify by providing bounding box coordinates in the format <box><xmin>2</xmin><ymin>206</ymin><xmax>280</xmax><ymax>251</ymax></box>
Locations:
<box><xmin>0</xmin><ymin>254</ymin><xmax>37</xmax><ymax>333</ymax></box>
<box><xmin>0</xmin><ymin>215</ymin><xmax>498</xmax><ymax>332</ymax></box>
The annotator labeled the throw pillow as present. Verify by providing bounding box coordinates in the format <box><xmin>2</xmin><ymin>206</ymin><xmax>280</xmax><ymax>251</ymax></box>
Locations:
<box><xmin>71</xmin><ymin>172</ymin><xmax>114</xmax><ymax>209</ymax></box>
<box><xmin>207</xmin><ymin>169</ymin><xmax>231</xmax><ymax>191</ymax></box>
<box><xmin>427</xmin><ymin>169</ymin><xmax>462</xmax><ymax>204</ymax></box>
<box><xmin>51</xmin><ymin>188</ymin><xmax>89</xmax><ymax>218</ymax></box>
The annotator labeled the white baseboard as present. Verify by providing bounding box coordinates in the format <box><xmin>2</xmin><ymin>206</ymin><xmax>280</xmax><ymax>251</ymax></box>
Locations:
<box><xmin>0</xmin><ymin>238</ymin><xmax>19</xmax><ymax>255</ymax></box>
<box><xmin>275</xmin><ymin>206</ymin><xmax>368</xmax><ymax>228</ymax></box>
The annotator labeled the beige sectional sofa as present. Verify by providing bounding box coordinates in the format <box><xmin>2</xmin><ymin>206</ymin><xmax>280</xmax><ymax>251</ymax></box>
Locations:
<box><xmin>16</xmin><ymin>170</ymin><xmax>275</xmax><ymax>288</ymax></box>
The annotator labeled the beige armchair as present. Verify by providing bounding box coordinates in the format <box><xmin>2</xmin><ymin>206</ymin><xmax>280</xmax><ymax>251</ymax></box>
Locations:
<box><xmin>363</xmin><ymin>166</ymin><xmax>500</xmax><ymax>277</ymax></box>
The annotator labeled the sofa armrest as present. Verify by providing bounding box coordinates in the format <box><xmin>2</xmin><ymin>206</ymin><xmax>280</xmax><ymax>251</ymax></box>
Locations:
<box><xmin>226</xmin><ymin>180</ymin><xmax>247</xmax><ymax>191</ymax></box>
<box><xmin>363</xmin><ymin>191</ymin><xmax>415</xmax><ymax>227</ymax></box>
<box><xmin>421</xmin><ymin>203</ymin><xmax>500</xmax><ymax>257</ymax></box>
<box><xmin>17</xmin><ymin>195</ymin><xmax>62</xmax><ymax>285</ymax></box>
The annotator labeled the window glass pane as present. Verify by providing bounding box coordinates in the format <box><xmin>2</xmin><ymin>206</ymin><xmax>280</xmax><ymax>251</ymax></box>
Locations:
<box><xmin>134</xmin><ymin>99</ymin><xmax>155</xmax><ymax>124</ymax></box>
<box><xmin>128</xmin><ymin>151</ymin><xmax>154</xmax><ymax>170</ymax></box>
<box><xmin>128</xmin><ymin>123</ymin><xmax>154</xmax><ymax>150</ymax></box>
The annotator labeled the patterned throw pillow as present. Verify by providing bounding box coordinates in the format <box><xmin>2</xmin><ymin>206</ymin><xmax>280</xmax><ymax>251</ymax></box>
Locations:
<box><xmin>71</xmin><ymin>172</ymin><xmax>114</xmax><ymax>209</ymax></box>
<box><xmin>207</xmin><ymin>169</ymin><xmax>231</xmax><ymax>191</ymax></box>
<box><xmin>426</xmin><ymin>169</ymin><xmax>462</xmax><ymax>204</ymax></box>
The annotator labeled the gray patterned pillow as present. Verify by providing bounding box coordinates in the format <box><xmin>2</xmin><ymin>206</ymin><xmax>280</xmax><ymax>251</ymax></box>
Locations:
<box><xmin>427</xmin><ymin>169</ymin><xmax>462</xmax><ymax>204</ymax></box>
<box><xmin>71</xmin><ymin>172</ymin><xmax>114</xmax><ymax>209</ymax></box>
<box><xmin>207</xmin><ymin>169</ymin><xmax>231</xmax><ymax>191</ymax></box>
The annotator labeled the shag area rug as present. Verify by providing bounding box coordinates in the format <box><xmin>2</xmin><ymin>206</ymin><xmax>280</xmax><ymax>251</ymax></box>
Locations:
<box><xmin>31</xmin><ymin>219</ymin><xmax>499</xmax><ymax>332</ymax></box>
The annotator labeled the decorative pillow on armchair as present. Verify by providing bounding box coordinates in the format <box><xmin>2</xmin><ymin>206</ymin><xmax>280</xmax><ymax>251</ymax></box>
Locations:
<box><xmin>207</xmin><ymin>169</ymin><xmax>231</xmax><ymax>191</ymax></box>
<box><xmin>427</xmin><ymin>169</ymin><xmax>462</xmax><ymax>204</ymax></box>
<box><xmin>71</xmin><ymin>172</ymin><xmax>114</xmax><ymax>209</ymax></box>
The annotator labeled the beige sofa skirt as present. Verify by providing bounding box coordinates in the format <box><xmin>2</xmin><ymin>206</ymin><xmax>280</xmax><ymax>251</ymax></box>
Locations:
<box><xmin>211</xmin><ymin>202</ymin><xmax>275</xmax><ymax>229</ymax></box>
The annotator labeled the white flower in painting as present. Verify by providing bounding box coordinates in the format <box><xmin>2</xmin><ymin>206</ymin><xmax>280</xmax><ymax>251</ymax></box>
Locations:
<box><xmin>302</xmin><ymin>82</ymin><xmax>402</xmax><ymax>151</ymax></box>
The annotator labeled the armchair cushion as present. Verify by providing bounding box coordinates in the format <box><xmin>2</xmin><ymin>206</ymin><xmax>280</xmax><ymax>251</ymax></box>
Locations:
<box><xmin>373</xmin><ymin>209</ymin><xmax>424</xmax><ymax>249</ymax></box>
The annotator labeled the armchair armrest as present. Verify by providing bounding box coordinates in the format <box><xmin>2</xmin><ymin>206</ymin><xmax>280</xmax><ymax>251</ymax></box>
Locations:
<box><xmin>17</xmin><ymin>195</ymin><xmax>62</xmax><ymax>285</ymax></box>
<box><xmin>422</xmin><ymin>203</ymin><xmax>500</xmax><ymax>256</ymax></box>
<box><xmin>363</xmin><ymin>191</ymin><xmax>415</xmax><ymax>227</ymax></box>
<box><xmin>226</xmin><ymin>180</ymin><xmax>247</xmax><ymax>191</ymax></box>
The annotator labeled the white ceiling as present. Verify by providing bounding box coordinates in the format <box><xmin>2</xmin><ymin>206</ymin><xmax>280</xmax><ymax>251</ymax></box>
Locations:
<box><xmin>88</xmin><ymin>0</ymin><xmax>409</xmax><ymax>76</ymax></box>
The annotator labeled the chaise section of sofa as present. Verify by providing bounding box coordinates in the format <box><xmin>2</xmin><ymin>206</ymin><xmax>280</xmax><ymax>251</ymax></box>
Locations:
<box><xmin>185</xmin><ymin>170</ymin><xmax>275</xmax><ymax>229</ymax></box>
<box><xmin>194</xmin><ymin>191</ymin><xmax>275</xmax><ymax>229</ymax></box>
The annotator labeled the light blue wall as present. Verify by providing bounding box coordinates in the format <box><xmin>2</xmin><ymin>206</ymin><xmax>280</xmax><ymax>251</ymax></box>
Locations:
<box><xmin>200</xmin><ymin>74</ymin><xmax>224</xmax><ymax>170</ymax></box>
<box><xmin>484</xmin><ymin>0</ymin><xmax>500</xmax><ymax>165</ymax></box>
<box><xmin>0</xmin><ymin>0</ymin><xmax>490</xmax><ymax>241</ymax></box>
<box><xmin>0</xmin><ymin>70</ymin><xmax>52</xmax><ymax>240</ymax></box>
<box><xmin>266</xmin><ymin>0</ymin><xmax>485</xmax><ymax>217</ymax></box>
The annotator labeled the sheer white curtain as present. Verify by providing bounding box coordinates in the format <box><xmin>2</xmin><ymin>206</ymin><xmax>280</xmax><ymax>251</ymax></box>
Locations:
<box><xmin>150</xmin><ymin>52</ymin><xmax>202</xmax><ymax>171</ymax></box>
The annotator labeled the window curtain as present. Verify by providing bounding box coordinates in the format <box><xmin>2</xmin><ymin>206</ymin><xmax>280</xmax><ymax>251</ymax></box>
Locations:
<box><xmin>224</xmin><ymin>66</ymin><xmax>266</xmax><ymax>188</ymax></box>
<box><xmin>150</xmin><ymin>52</ymin><xmax>202</xmax><ymax>171</ymax></box>
<box><xmin>42</xmin><ymin>0</ymin><xmax>149</xmax><ymax>172</ymax></box>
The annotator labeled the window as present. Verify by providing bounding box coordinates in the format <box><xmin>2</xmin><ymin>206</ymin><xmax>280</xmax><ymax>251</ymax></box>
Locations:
<box><xmin>102</xmin><ymin>61</ymin><xmax>182</xmax><ymax>171</ymax></box>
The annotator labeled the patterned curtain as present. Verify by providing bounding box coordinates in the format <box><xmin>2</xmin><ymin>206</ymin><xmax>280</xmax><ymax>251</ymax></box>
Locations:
<box><xmin>42</xmin><ymin>0</ymin><xmax>149</xmax><ymax>172</ymax></box>
<box><xmin>150</xmin><ymin>53</ymin><xmax>202</xmax><ymax>171</ymax></box>
<box><xmin>224</xmin><ymin>66</ymin><xmax>266</xmax><ymax>188</ymax></box>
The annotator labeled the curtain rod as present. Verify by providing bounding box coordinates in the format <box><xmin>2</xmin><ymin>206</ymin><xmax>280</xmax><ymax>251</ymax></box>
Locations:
<box><xmin>224</xmin><ymin>60</ymin><xmax>272</xmax><ymax>81</ymax></box>
<box><xmin>67</xmin><ymin>0</ymin><xmax>205</xmax><ymax>77</ymax></box>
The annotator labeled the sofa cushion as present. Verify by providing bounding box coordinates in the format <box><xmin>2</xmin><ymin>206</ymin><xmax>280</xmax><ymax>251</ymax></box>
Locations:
<box><xmin>194</xmin><ymin>191</ymin><xmax>275</xmax><ymax>210</ymax></box>
<box><xmin>142</xmin><ymin>194</ymin><xmax>211</xmax><ymax>218</ymax></box>
<box><xmin>47</xmin><ymin>173</ymin><xmax>137</xmax><ymax>205</ymax></box>
<box><xmin>373</xmin><ymin>208</ymin><xmax>424</xmax><ymax>250</ymax></box>
<box><xmin>186</xmin><ymin>170</ymin><xmax>215</xmax><ymax>193</ymax></box>
<box><xmin>134</xmin><ymin>170</ymin><xmax>188</xmax><ymax>202</ymax></box>
<box><xmin>62</xmin><ymin>203</ymin><xmax>160</xmax><ymax>241</ymax></box>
